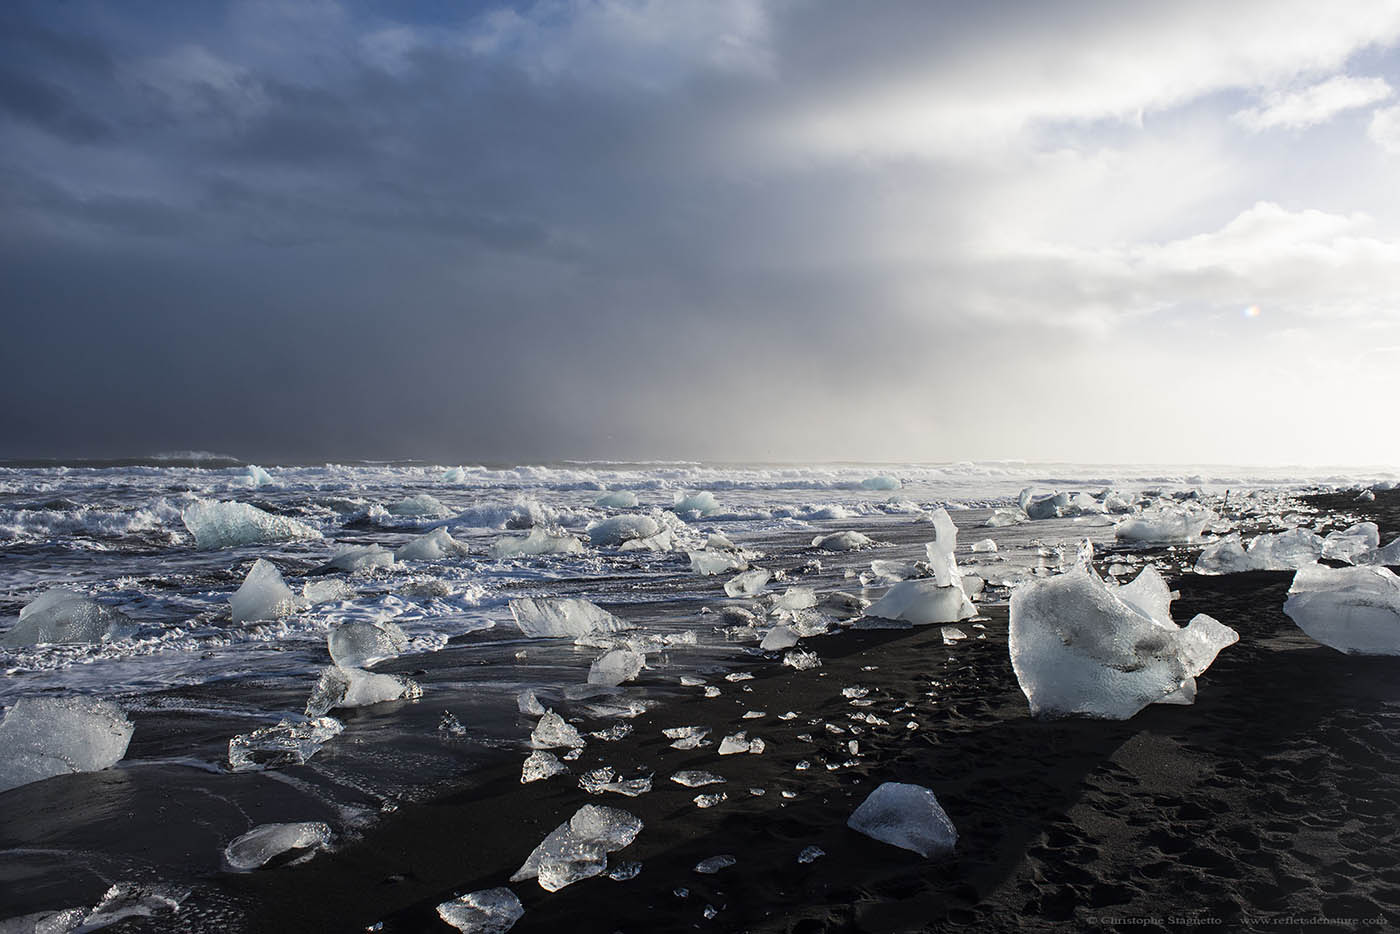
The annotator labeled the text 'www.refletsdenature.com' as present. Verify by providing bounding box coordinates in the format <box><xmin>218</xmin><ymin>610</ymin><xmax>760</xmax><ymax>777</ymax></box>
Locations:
<box><xmin>1083</xmin><ymin>915</ymin><xmax>1390</xmax><ymax>927</ymax></box>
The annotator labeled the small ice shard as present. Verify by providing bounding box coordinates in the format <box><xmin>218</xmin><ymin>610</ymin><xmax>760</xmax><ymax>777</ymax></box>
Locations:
<box><xmin>228</xmin><ymin>717</ymin><xmax>343</xmax><ymax>772</ymax></box>
<box><xmin>587</xmin><ymin>648</ymin><xmax>645</xmax><ymax>686</ymax></box>
<box><xmin>724</xmin><ymin>671</ymin><xmax>754</xmax><ymax>682</ymax></box>
<box><xmin>517</xmin><ymin>689</ymin><xmax>547</xmax><ymax>716</ymax></box>
<box><xmin>608</xmin><ymin>861</ymin><xmax>642</xmax><ymax>881</ymax></box>
<box><xmin>984</xmin><ymin>508</ymin><xmax>1026</xmax><ymax>528</ymax></box>
<box><xmin>589</xmin><ymin>723</ymin><xmax>635</xmax><ymax>741</ymax></box>
<box><xmin>522</xmin><ymin>750</ymin><xmax>568</xmax><ymax>783</ymax></box>
<box><xmin>305</xmin><ymin>665</ymin><xmax>421</xmax><ymax>716</ymax></box>
<box><xmin>694</xmin><ymin>855</ymin><xmax>736</xmax><ymax>874</ymax></box>
<box><xmin>941</xmin><ymin>627</ymin><xmax>967</xmax><ymax>645</ymax></box>
<box><xmin>671</xmin><ymin>491</ymin><xmax>721</xmax><ymax>517</ymax></box>
<box><xmin>579</xmin><ymin>768</ymin><xmax>652</xmax><ymax>797</ymax></box>
<box><xmin>587</xmin><ymin>515</ymin><xmax>662</xmax><ymax>547</ymax></box>
<box><xmin>396</xmin><ymin>526</ymin><xmax>470</xmax><ymax>561</ymax></box>
<box><xmin>863</xmin><ymin>580</ymin><xmax>975</xmax><ymax>626</ymax></box>
<box><xmin>509</xmin><ymin>597</ymin><xmax>631</xmax><ymax>639</ymax></box>
<box><xmin>1113</xmin><ymin>509</ymin><xmax>1213</xmax><ymax>544</ymax></box>
<box><xmin>1</xmin><ymin>589</ymin><xmax>136</xmax><ymax>648</ymax></box>
<box><xmin>182</xmin><ymin>500</ymin><xmax>322</xmax><ymax>550</ymax></box>
<box><xmin>811</xmin><ymin>531</ymin><xmax>874</xmax><ymax>552</ymax></box>
<box><xmin>388</xmin><ymin>494</ymin><xmax>450</xmax><ymax>517</ymax></box>
<box><xmin>773</xmin><ymin>586</ymin><xmax>818</xmax><ymax>612</ymax></box>
<box><xmin>797</xmin><ymin>845</ymin><xmax>825</xmax><ymax>864</ymax></box>
<box><xmin>703</xmin><ymin>686</ymin><xmax>721</xmax><ymax>698</ymax></box>
<box><xmin>724</xmin><ymin>568</ymin><xmax>771</xmax><ymax>597</ymax></box>
<box><xmin>531</xmin><ymin>710</ymin><xmax>586</xmax><ymax>748</ymax></box>
<box><xmin>328</xmin><ymin>620</ymin><xmax>409</xmax><ymax>668</ymax></box>
<box><xmin>706</xmin><ymin>533</ymin><xmax>740</xmax><ymax>551</ymax></box>
<box><xmin>0</xmin><ymin>696</ymin><xmax>133</xmax><ymax>793</ymax></box>
<box><xmin>718</xmin><ymin>732</ymin><xmax>751</xmax><ymax>755</ymax></box>
<box><xmin>230</xmin><ymin>559</ymin><xmax>302</xmax><ymax>624</ymax></box>
<box><xmin>688</xmin><ymin>550</ymin><xmax>748</xmax><ymax>576</ymax></box>
<box><xmin>326</xmin><ymin>544</ymin><xmax>395</xmax><ymax>573</ymax></box>
<box><xmin>594</xmin><ymin>490</ymin><xmax>639</xmax><ymax>508</ymax></box>
<box><xmin>1283</xmin><ymin>564</ymin><xmax>1400</xmax><ymax>655</ymax></box>
<box><xmin>490</xmin><ymin>527</ymin><xmax>585</xmax><ymax>559</ymax></box>
<box><xmin>970</xmin><ymin>538</ymin><xmax>997</xmax><ymax>553</ymax></box>
<box><xmin>1322</xmin><ymin>522</ymin><xmax>1382</xmax><ymax>564</ymax></box>
<box><xmin>670</xmin><ymin>770</ymin><xmax>725</xmax><ymax>787</ymax></box>
<box><xmin>741</xmin><ymin>710</ymin><xmax>766</xmax><ymax>719</ymax></box>
<box><xmin>860</xmin><ymin>475</ymin><xmax>901</xmax><ymax>491</ymax></box>
<box><xmin>510</xmin><ymin>804</ymin><xmax>642</xmax><ymax>891</ymax></box>
<box><xmin>783</xmin><ymin>648</ymin><xmax>822</xmax><ymax>670</ymax></box>
<box><xmin>302</xmin><ymin>578</ymin><xmax>354</xmax><ymax>605</ymax></box>
<box><xmin>694</xmin><ymin>792</ymin><xmax>727</xmax><ymax>808</ymax></box>
<box><xmin>436</xmin><ymin>887</ymin><xmax>524</xmax><ymax>934</ymax></box>
<box><xmin>847</xmin><ymin>782</ymin><xmax>957</xmax><ymax>858</ymax></box>
<box><xmin>224</xmin><ymin>822</ymin><xmax>331</xmax><ymax>871</ymax></box>
<box><xmin>245</xmin><ymin>464</ymin><xmax>274</xmax><ymax>487</ymax></box>
<box><xmin>439</xmin><ymin>711</ymin><xmax>468</xmax><ymax>736</ymax></box>
<box><xmin>663</xmin><ymin>726</ymin><xmax>710</xmax><ymax>749</ymax></box>
<box><xmin>1008</xmin><ymin>550</ymin><xmax>1238</xmax><ymax>719</ymax></box>
<box><xmin>760</xmin><ymin>625</ymin><xmax>800</xmax><ymax>651</ymax></box>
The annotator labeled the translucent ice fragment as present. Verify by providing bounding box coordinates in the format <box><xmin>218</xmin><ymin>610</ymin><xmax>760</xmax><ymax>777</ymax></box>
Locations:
<box><xmin>587</xmin><ymin>648</ymin><xmax>645</xmax><ymax>687</ymax></box>
<box><xmin>436</xmin><ymin>887</ymin><xmax>524</xmax><ymax>934</ymax></box>
<box><xmin>2</xmin><ymin>589</ymin><xmax>135</xmax><ymax>648</ymax></box>
<box><xmin>847</xmin><ymin>781</ymin><xmax>957</xmax><ymax>857</ymax></box>
<box><xmin>230</xmin><ymin>559</ymin><xmax>301</xmax><ymax>624</ymax></box>
<box><xmin>724</xmin><ymin>568</ymin><xmax>771</xmax><ymax>598</ymax></box>
<box><xmin>531</xmin><ymin>710</ymin><xmax>586</xmax><ymax>749</ymax></box>
<box><xmin>182</xmin><ymin>500</ymin><xmax>321</xmax><ymax>550</ymax></box>
<box><xmin>0</xmin><ymin>696</ymin><xmax>133</xmax><ymax>793</ymax></box>
<box><xmin>509</xmin><ymin>598</ymin><xmax>630</xmax><ymax>639</ymax></box>
<box><xmin>1283</xmin><ymin>564</ymin><xmax>1400</xmax><ymax>655</ymax></box>
<box><xmin>227</xmin><ymin>717</ymin><xmax>343</xmax><ymax>772</ymax></box>
<box><xmin>224</xmin><ymin>822</ymin><xmax>331</xmax><ymax>871</ymax></box>
<box><xmin>397</xmin><ymin>527</ymin><xmax>470</xmax><ymax>561</ymax></box>
<box><xmin>328</xmin><ymin>620</ymin><xmax>409</xmax><ymax>668</ymax></box>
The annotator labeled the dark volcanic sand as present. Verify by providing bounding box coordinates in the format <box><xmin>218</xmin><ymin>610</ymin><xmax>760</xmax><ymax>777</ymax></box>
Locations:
<box><xmin>193</xmin><ymin>495</ymin><xmax>1400</xmax><ymax>934</ymax></box>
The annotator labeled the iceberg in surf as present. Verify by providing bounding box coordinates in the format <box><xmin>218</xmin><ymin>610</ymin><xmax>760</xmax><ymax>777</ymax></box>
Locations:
<box><xmin>0</xmin><ymin>696</ymin><xmax>133</xmax><ymax>793</ymax></box>
<box><xmin>182</xmin><ymin>500</ymin><xmax>321</xmax><ymax>550</ymax></box>
<box><xmin>231</xmin><ymin>559</ymin><xmax>302</xmax><ymax>624</ymax></box>
<box><xmin>245</xmin><ymin>465</ymin><xmax>275</xmax><ymax>488</ymax></box>
<box><xmin>1283</xmin><ymin>564</ymin><xmax>1400</xmax><ymax>655</ymax></box>
<box><xmin>670</xmin><ymin>491</ymin><xmax>721</xmax><ymax>517</ymax></box>
<box><xmin>325</xmin><ymin>544</ymin><xmax>395</xmax><ymax>573</ymax></box>
<box><xmin>1193</xmin><ymin>528</ymin><xmax>1324</xmax><ymax>575</ymax></box>
<box><xmin>387</xmin><ymin>494</ymin><xmax>451</xmax><ymax>517</ymax></box>
<box><xmin>224</xmin><ymin>822</ymin><xmax>331</xmax><ymax>871</ymax></box>
<box><xmin>2</xmin><ymin>589</ymin><xmax>136</xmax><ymax>648</ymax></box>
<box><xmin>847</xmin><ymin>782</ymin><xmax>957</xmax><ymax>858</ymax></box>
<box><xmin>594</xmin><ymin>490</ymin><xmax>639</xmax><ymax>508</ymax></box>
<box><xmin>1009</xmin><ymin>544</ymin><xmax>1238</xmax><ymax>719</ymax></box>
<box><xmin>863</xmin><ymin>509</ymin><xmax>975</xmax><ymax>625</ymax></box>
<box><xmin>510</xmin><ymin>597</ymin><xmax>630</xmax><ymax>639</ymax></box>
<box><xmin>396</xmin><ymin>527</ymin><xmax>470</xmax><ymax>561</ymax></box>
<box><xmin>490</xmin><ymin>527</ymin><xmax>584</xmax><ymax>559</ymax></box>
<box><xmin>587</xmin><ymin>515</ymin><xmax>661</xmax><ymax>547</ymax></box>
<box><xmin>328</xmin><ymin>620</ymin><xmax>409</xmax><ymax>668</ymax></box>
<box><xmin>436</xmin><ymin>887</ymin><xmax>524</xmax><ymax>934</ymax></box>
<box><xmin>510</xmin><ymin>804</ymin><xmax>643</xmax><ymax>891</ymax></box>
<box><xmin>860</xmin><ymin>475</ymin><xmax>901</xmax><ymax>491</ymax></box>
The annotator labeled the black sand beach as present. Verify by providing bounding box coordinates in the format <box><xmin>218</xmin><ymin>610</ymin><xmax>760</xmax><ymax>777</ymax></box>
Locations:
<box><xmin>163</xmin><ymin>494</ymin><xmax>1400</xmax><ymax>933</ymax></box>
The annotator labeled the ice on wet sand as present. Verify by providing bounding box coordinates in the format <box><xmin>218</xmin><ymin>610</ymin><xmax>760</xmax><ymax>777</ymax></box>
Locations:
<box><xmin>230</xmin><ymin>559</ymin><xmax>301</xmax><ymax>624</ymax></box>
<box><xmin>2</xmin><ymin>589</ymin><xmax>135</xmax><ymax>648</ymax></box>
<box><xmin>587</xmin><ymin>515</ymin><xmax>661</xmax><ymax>547</ymax></box>
<box><xmin>182</xmin><ymin>500</ymin><xmax>321</xmax><ymax>550</ymax></box>
<box><xmin>689</xmin><ymin>550</ymin><xmax>747</xmax><ymax>576</ymax></box>
<box><xmin>1194</xmin><ymin>528</ymin><xmax>1325</xmax><ymax>575</ymax></box>
<box><xmin>325</xmin><ymin>544</ymin><xmax>395</xmax><ymax>573</ymax></box>
<box><xmin>847</xmin><ymin>782</ymin><xmax>957</xmax><ymax>857</ymax></box>
<box><xmin>436</xmin><ymin>887</ymin><xmax>524</xmax><ymax>934</ymax></box>
<box><xmin>725</xmin><ymin>568</ymin><xmax>771</xmax><ymax>597</ymax></box>
<box><xmin>305</xmin><ymin>664</ymin><xmax>421</xmax><ymax>716</ymax></box>
<box><xmin>510</xmin><ymin>597</ymin><xmax>631</xmax><ymax>639</ymax></box>
<box><xmin>588</xmin><ymin>648</ymin><xmax>645</xmax><ymax>686</ymax></box>
<box><xmin>397</xmin><ymin>526</ymin><xmax>471</xmax><ymax>561</ymax></box>
<box><xmin>1009</xmin><ymin>549</ymin><xmax>1238</xmax><ymax>719</ymax></box>
<box><xmin>228</xmin><ymin>717</ymin><xmax>343</xmax><ymax>772</ymax></box>
<box><xmin>521</xmin><ymin>750</ymin><xmax>568</xmax><ymax>783</ymax></box>
<box><xmin>510</xmin><ymin>804</ymin><xmax>643</xmax><ymax>891</ymax></box>
<box><xmin>328</xmin><ymin>620</ymin><xmax>409</xmax><ymax>668</ymax></box>
<box><xmin>1283</xmin><ymin>564</ymin><xmax>1400</xmax><ymax>655</ymax></box>
<box><xmin>0</xmin><ymin>696</ymin><xmax>134</xmax><ymax>793</ymax></box>
<box><xmin>811</xmin><ymin>531</ymin><xmax>873</xmax><ymax>551</ymax></box>
<box><xmin>1113</xmin><ymin>508</ymin><xmax>1213</xmax><ymax>544</ymax></box>
<box><xmin>491</xmin><ymin>527</ymin><xmax>585</xmax><ymax>559</ymax></box>
<box><xmin>224</xmin><ymin>822</ymin><xmax>332</xmax><ymax>871</ymax></box>
<box><xmin>531</xmin><ymin>710</ymin><xmax>586</xmax><ymax>748</ymax></box>
<box><xmin>864</xmin><ymin>509</ymin><xmax>975</xmax><ymax>625</ymax></box>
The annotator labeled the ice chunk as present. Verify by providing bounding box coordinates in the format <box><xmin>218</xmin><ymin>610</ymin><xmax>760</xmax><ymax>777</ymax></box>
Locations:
<box><xmin>1018</xmin><ymin>488</ymin><xmax>1070</xmax><ymax>520</ymax></box>
<box><xmin>594</xmin><ymin>490</ymin><xmax>639</xmax><ymax>508</ymax></box>
<box><xmin>328</xmin><ymin>620</ymin><xmax>409</xmax><ymax>668</ymax></box>
<box><xmin>694</xmin><ymin>855</ymin><xmax>736</xmax><ymax>874</ymax></box>
<box><xmin>182</xmin><ymin>500</ymin><xmax>321</xmax><ymax>550</ymax></box>
<box><xmin>324</xmin><ymin>544</ymin><xmax>394</xmax><ymax>573</ymax></box>
<box><xmin>397</xmin><ymin>527</ymin><xmax>470</xmax><ymax>561</ymax></box>
<box><xmin>811</xmin><ymin>531</ymin><xmax>873</xmax><ymax>552</ymax></box>
<box><xmin>773</xmin><ymin>586</ymin><xmax>818</xmax><ymax>612</ymax></box>
<box><xmin>442</xmin><ymin>466</ymin><xmax>467</xmax><ymax>483</ymax></box>
<box><xmin>1283</xmin><ymin>564</ymin><xmax>1400</xmax><ymax>655</ymax></box>
<box><xmin>517</xmin><ymin>689</ymin><xmax>547</xmax><ymax>716</ymax></box>
<box><xmin>1008</xmin><ymin>556</ymin><xmax>1238</xmax><ymax>719</ymax></box>
<box><xmin>587</xmin><ymin>515</ymin><xmax>661</xmax><ymax>546</ymax></box>
<box><xmin>388</xmin><ymin>494</ymin><xmax>450</xmax><ymax>517</ymax></box>
<box><xmin>224</xmin><ymin>822</ymin><xmax>331</xmax><ymax>871</ymax></box>
<box><xmin>587</xmin><ymin>648</ymin><xmax>645</xmax><ymax>687</ymax></box>
<box><xmin>783</xmin><ymin>648</ymin><xmax>822</xmax><ymax>670</ymax></box>
<box><xmin>724</xmin><ymin>568</ymin><xmax>771</xmax><ymax>597</ymax></box>
<box><xmin>984</xmin><ymin>508</ymin><xmax>1026</xmax><ymax>527</ymax></box>
<box><xmin>688</xmin><ymin>550</ymin><xmax>747</xmax><ymax>576</ymax></box>
<box><xmin>1357</xmin><ymin>535</ymin><xmax>1400</xmax><ymax>567</ymax></box>
<box><xmin>436</xmin><ymin>887</ymin><xmax>524</xmax><ymax>934</ymax></box>
<box><xmin>694</xmin><ymin>793</ymin><xmax>727</xmax><ymax>808</ymax></box>
<box><xmin>227</xmin><ymin>717</ymin><xmax>343</xmax><ymax>772</ymax></box>
<box><xmin>509</xmin><ymin>597</ymin><xmax>630</xmax><ymax>639</ymax></box>
<box><xmin>522</xmin><ymin>750</ymin><xmax>568</xmax><ymax>783</ymax></box>
<box><xmin>1322</xmin><ymin>522</ymin><xmax>1381</xmax><ymax>564</ymax></box>
<box><xmin>663</xmin><ymin>725</ymin><xmax>710</xmax><ymax>749</ymax></box>
<box><xmin>798</xmin><ymin>845</ymin><xmax>825</xmax><ymax>864</ymax></box>
<box><xmin>2</xmin><ymin>589</ymin><xmax>135</xmax><ymax>648</ymax></box>
<box><xmin>671</xmin><ymin>491</ymin><xmax>720</xmax><ymax>517</ymax></box>
<box><xmin>718</xmin><ymin>732</ymin><xmax>752</xmax><ymax>755</ymax></box>
<box><xmin>230</xmin><ymin>559</ymin><xmax>301</xmax><ymax>624</ymax></box>
<box><xmin>847</xmin><ymin>782</ymin><xmax>957</xmax><ymax>857</ymax></box>
<box><xmin>970</xmin><ymin>538</ymin><xmax>997</xmax><ymax>553</ymax></box>
<box><xmin>302</xmin><ymin>578</ymin><xmax>354</xmax><ymax>605</ymax></box>
<box><xmin>760</xmin><ymin>625</ymin><xmax>800</xmax><ymax>651</ymax></box>
<box><xmin>510</xmin><ymin>804</ymin><xmax>642</xmax><ymax>891</ymax></box>
<box><xmin>531</xmin><ymin>710</ymin><xmax>586</xmax><ymax>748</ymax></box>
<box><xmin>579</xmin><ymin>767</ymin><xmax>652</xmax><ymax>797</ymax></box>
<box><xmin>75</xmin><ymin>883</ymin><xmax>186</xmax><ymax>931</ymax></box>
<box><xmin>305</xmin><ymin>665</ymin><xmax>421</xmax><ymax>716</ymax></box>
<box><xmin>869</xmin><ymin>559</ymin><xmax>919</xmax><ymax>583</ymax></box>
<box><xmin>0</xmin><ymin>696</ymin><xmax>133</xmax><ymax>793</ymax></box>
<box><xmin>670</xmin><ymin>770</ymin><xmax>724</xmax><ymax>787</ymax></box>
<box><xmin>924</xmin><ymin>508</ymin><xmax>962</xmax><ymax>587</ymax></box>
<box><xmin>1194</xmin><ymin>528</ymin><xmax>1326</xmax><ymax>574</ymax></box>
<box><xmin>1114</xmin><ymin>509</ymin><xmax>1213</xmax><ymax>544</ymax></box>
<box><xmin>245</xmin><ymin>465</ymin><xmax>274</xmax><ymax>487</ymax></box>
<box><xmin>864</xmin><ymin>580</ymin><xmax>975</xmax><ymax>626</ymax></box>
<box><xmin>860</xmin><ymin>475</ymin><xmax>901</xmax><ymax>491</ymax></box>
<box><xmin>490</xmin><ymin>528</ymin><xmax>584</xmax><ymax>559</ymax></box>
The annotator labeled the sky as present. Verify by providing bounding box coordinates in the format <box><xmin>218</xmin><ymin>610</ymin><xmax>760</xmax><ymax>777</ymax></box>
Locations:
<box><xmin>3</xmin><ymin>0</ymin><xmax>1400</xmax><ymax>466</ymax></box>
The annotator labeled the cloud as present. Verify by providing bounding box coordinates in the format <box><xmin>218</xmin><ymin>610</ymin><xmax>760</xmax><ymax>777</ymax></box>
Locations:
<box><xmin>1233</xmin><ymin>75</ymin><xmax>1393</xmax><ymax>131</ymax></box>
<box><xmin>1370</xmin><ymin>104</ymin><xmax>1400</xmax><ymax>153</ymax></box>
